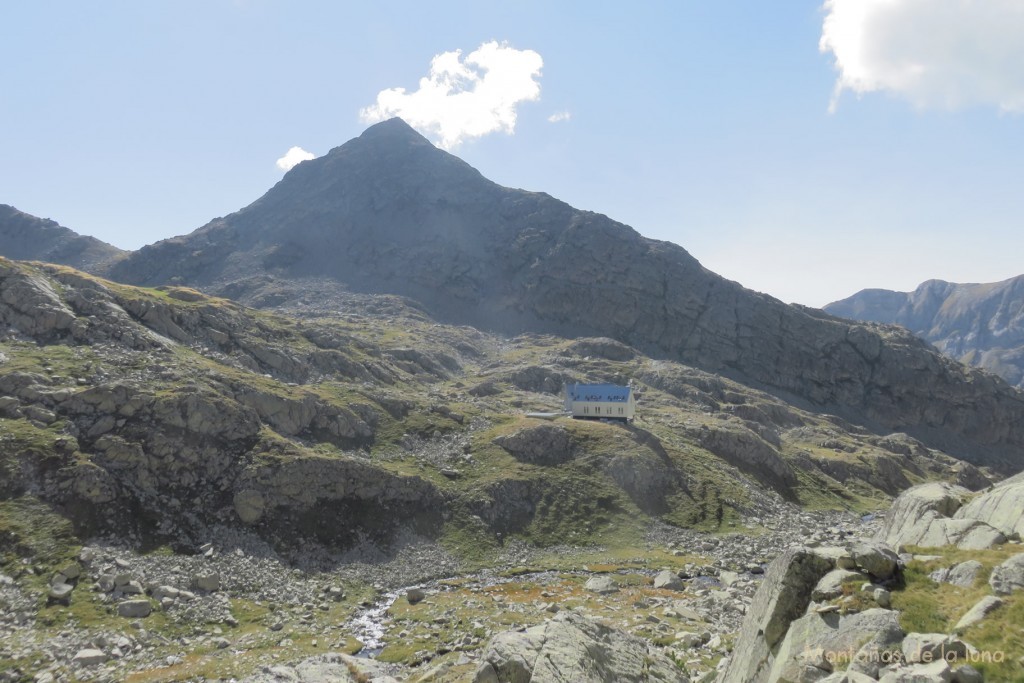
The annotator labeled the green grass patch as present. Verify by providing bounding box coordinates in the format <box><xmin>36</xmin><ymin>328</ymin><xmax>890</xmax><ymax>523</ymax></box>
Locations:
<box><xmin>0</xmin><ymin>496</ymin><xmax>78</xmax><ymax>571</ymax></box>
<box><xmin>892</xmin><ymin>548</ymin><xmax>1024</xmax><ymax>680</ymax></box>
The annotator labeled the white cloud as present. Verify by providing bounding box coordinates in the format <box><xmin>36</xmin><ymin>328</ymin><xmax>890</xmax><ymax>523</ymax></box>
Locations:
<box><xmin>276</xmin><ymin>146</ymin><xmax>315</xmax><ymax>171</ymax></box>
<box><xmin>820</xmin><ymin>0</ymin><xmax>1024</xmax><ymax>113</ymax></box>
<box><xmin>547</xmin><ymin>110</ymin><xmax>571</xmax><ymax>123</ymax></box>
<box><xmin>360</xmin><ymin>41</ymin><xmax>543</xmax><ymax>149</ymax></box>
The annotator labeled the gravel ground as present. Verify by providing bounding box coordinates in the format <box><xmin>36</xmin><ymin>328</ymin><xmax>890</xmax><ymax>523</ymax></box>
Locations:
<box><xmin>0</xmin><ymin>495</ymin><xmax>883</xmax><ymax>683</ymax></box>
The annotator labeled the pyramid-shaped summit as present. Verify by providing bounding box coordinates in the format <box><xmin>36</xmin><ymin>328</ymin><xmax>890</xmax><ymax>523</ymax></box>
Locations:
<box><xmin>108</xmin><ymin>120</ymin><xmax>1024</xmax><ymax>473</ymax></box>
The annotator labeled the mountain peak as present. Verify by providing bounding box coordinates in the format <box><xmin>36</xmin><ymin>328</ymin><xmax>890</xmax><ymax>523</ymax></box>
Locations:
<box><xmin>357</xmin><ymin>117</ymin><xmax>430</xmax><ymax>143</ymax></box>
<box><xmin>0</xmin><ymin>204</ymin><xmax>126</xmax><ymax>273</ymax></box>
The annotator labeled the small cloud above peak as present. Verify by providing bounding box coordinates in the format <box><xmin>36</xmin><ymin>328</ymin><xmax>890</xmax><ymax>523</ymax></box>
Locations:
<box><xmin>276</xmin><ymin>146</ymin><xmax>315</xmax><ymax>172</ymax></box>
<box><xmin>820</xmin><ymin>0</ymin><xmax>1024</xmax><ymax>113</ymax></box>
<box><xmin>547</xmin><ymin>111</ymin><xmax>571</xmax><ymax>123</ymax></box>
<box><xmin>359</xmin><ymin>41</ymin><xmax>543</xmax><ymax>149</ymax></box>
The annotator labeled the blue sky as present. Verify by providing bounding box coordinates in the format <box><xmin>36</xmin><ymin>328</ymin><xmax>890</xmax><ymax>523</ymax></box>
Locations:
<box><xmin>2</xmin><ymin>0</ymin><xmax>1023</xmax><ymax>307</ymax></box>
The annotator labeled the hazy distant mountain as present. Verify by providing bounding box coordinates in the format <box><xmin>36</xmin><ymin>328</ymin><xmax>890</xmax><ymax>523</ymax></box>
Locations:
<box><xmin>0</xmin><ymin>204</ymin><xmax>126</xmax><ymax>272</ymax></box>
<box><xmin>102</xmin><ymin>119</ymin><xmax>1024</xmax><ymax>471</ymax></box>
<box><xmin>826</xmin><ymin>277</ymin><xmax>1024</xmax><ymax>389</ymax></box>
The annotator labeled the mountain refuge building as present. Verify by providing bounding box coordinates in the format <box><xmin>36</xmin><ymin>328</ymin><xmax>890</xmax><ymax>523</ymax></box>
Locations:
<box><xmin>563</xmin><ymin>383</ymin><xmax>636</xmax><ymax>421</ymax></box>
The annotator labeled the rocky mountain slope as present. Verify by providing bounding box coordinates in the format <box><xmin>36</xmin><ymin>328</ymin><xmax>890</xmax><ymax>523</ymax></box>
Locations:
<box><xmin>827</xmin><ymin>276</ymin><xmax>1024</xmax><ymax>395</ymax></box>
<box><xmin>80</xmin><ymin>118</ymin><xmax>1019</xmax><ymax>473</ymax></box>
<box><xmin>0</xmin><ymin>204</ymin><xmax>126</xmax><ymax>273</ymax></box>
<box><xmin>4</xmin><ymin>255</ymin><xmax>980</xmax><ymax>554</ymax></box>
<box><xmin>3</xmin><ymin>255</ymin><xmax>1014</xmax><ymax>682</ymax></box>
<box><xmin>826</xmin><ymin>276</ymin><xmax>1024</xmax><ymax>391</ymax></box>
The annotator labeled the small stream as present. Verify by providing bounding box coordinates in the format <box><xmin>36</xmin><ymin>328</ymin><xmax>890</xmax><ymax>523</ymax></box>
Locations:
<box><xmin>349</xmin><ymin>589</ymin><xmax>402</xmax><ymax>658</ymax></box>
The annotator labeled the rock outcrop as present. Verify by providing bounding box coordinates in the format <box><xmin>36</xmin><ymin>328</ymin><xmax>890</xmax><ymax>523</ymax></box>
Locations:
<box><xmin>493</xmin><ymin>424</ymin><xmax>575</xmax><ymax>465</ymax></box>
<box><xmin>243</xmin><ymin>652</ymin><xmax>399</xmax><ymax>682</ymax></box>
<box><xmin>826</xmin><ymin>275</ymin><xmax>1024</xmax><ymax>390</ymax></box>
<box><xmin>875</xmin><ymin>483</ymin><xmax>1006</xmax><ymax>550</ymax></box>
<box><xmin>988</xmin><ymin>553</ymin><xmax>1024</xmax><ymax>595</ymax></box>
<box><xmin>720</xmin><ymin>547</ymin><xmax>834</xmax><ymax>682</ymax></box>
<box><xmin>725</xmin><ymin>475</ymin><xmax>1024</xmax><ymax>682</ymax></box>
<box><xmin>952</xmin><ymin>470</ymin><xmax>1024</xmax><ymax>540</ymax></box>
<box><xmin>473</xmin><ymin>610</ymin><xmax>682</xmax><ymax>683</ymax></box>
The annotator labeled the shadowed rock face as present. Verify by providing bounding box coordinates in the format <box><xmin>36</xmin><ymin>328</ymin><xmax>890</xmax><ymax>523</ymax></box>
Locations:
<box><xmin>826</xmin><ymin>276</ymin><xmax>1024</xmax><ymax>389</ymax></box>
<box><xmin>0</xmin><ymin>204</ymin><xmax>125</xmax><ymax>272</ymax></box>
<box><xmin>105</xmin><ymin>119</ymin><xmax>1024</xmax><ymax>471</ymax></box>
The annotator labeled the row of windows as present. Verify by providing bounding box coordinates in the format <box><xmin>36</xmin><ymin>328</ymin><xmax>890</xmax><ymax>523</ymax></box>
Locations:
<box><xmin>581</xmin><ymin>406</ymin><xmax>626</xmax><ymax>415</ymax></box>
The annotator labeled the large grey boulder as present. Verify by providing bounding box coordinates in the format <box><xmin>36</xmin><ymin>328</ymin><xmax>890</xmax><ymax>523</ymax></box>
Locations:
<box><xmin>193</xmin><ymin>572</ymin><xmax>221</xmax><ymax>592</ymax></box>
<box><xmin>850</xmin><ymin>542</ymin><xmax>900</xmax><ymax>580</ymax></box>
<box><xmin>720</xmin><ymin>547</ymin><xmax>835</xmax><ymax>683</ymax></box>
<box><xmin>929</xmin><ymin>560</ymin><xmax>982</xmax><ymax>588</ymax></box>
<box><xmin>846</xmin><ymin>618</ymin><xmax>907</xmax><ymax>679</ymax></box>
<box><xmin>242</xmin><ymin>652</ymin><xmax>398</xmax><ymax>682</ymax></box>
<box><xmin>233</xmin><ymin>489</ymin><xmax>266</xmax><ymax>524</ymax></box>
<box><xmin>768</xmin><ymin>608</ymin><xmax>903</xmax><ymax>683</ymax></box>
<box><xmin>878</xmin><ymin>659</ymin><xmax>953</xmax><ymax>683</ymax></box>
<box><xmin>989</xmin><ymin>553</ymin><xmax>1024</xmax><ymax>595</ymax></box>
<box><xmin>877</xmin><ymin>483</ymin><xmax>1006</xmax><ymax>550</ymax></box>
<box><xmin>584</xmin><ymin>576</ymin><xmax>618</xmax><ymax>595</ymax></box>
<box><xmin>877</xmin><ymin>483</ymin><xmax>965</xmax><ymax>543</ymax></box>
<box><xmin>117</xmin><ymin>599</ymin><xmax>153</xmax><ymax>618</ymax></box>
<box><xmin>71</xmin><ymin>649</ymin><xmax>108</xmax><ymax>666</ymax></box>
<box><xmin>47</xmin><ymin>582</ymin><xmax>73</xmax><ymax>605</ymax></box>
<box><xmin>955</xmin><ymin>474</ymin><xmax>1024</xmax><ymax>540</ymax></box>
<box><xmin>473</xmin><ymin>610</ymin><xmax>682</xmax><ymax>683</ymax></box>
<box><xmin>812</xmin><ymin>569</ymin><xmax>868</xmax><ymax>601</ymax></box>
<box><xmin>953</xmin><ymin>595</ymin><xmax>1004</xmax><ymax>633</ymax></box>
<box><xmin>653</xmin><ymin>570</ymin><xmax>684</xmax><ymax>591</ymax></box>
<box><xmin>819</xmin><ymin>673</ymin><xmax>877</xmax><ymax>683</ymax></box>
<box><xmin>901</xmin><ymin>633</ymin><xmax>968</xmax><ymax>664</ymax></box>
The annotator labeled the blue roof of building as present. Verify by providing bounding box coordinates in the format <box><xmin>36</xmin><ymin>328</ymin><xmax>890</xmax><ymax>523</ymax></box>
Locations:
<box><xmin>566</xmin><ymin>383</ymin><xmax>632</xmax><ymax>402</ymax></box>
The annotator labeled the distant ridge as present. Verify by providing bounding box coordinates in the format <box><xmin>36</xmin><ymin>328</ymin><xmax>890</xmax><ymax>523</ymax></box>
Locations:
<box><xmin>0</xmin><ymin>204</ymin><xmax>126</xmax><ymax>272</ymax></box>
<box><xmin>827</xmin><ymin>276</ymin><xmax>1024</xmax><ymax>389</ymax></box>
<box><xmin>103</xmin><ymin>118</ymin><xmax>1024</xmax><ymax>472</ymax></box>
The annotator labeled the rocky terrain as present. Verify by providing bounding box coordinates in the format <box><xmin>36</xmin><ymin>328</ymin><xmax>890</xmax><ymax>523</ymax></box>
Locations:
<box><xmin>0</xmin><ymin>205</ymin><xmax>125</xmax><ymax>274</ymax></box>
<box><xmin>719</xmin><ymin>473</ymin><xmax>1024</xmax><ymax>682</ymax></box>
<box><xmin>826</xmin><ymin>276</ymin><xmax>1024</xmax><ymax>390</ymax></box>
<box><xmin>1</xmin><ymin>254</ymin><xmax>1021</xmax><ymax>681</ymax></box>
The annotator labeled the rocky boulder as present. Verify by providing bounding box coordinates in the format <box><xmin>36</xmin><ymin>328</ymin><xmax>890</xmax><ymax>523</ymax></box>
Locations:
<box><xmin>117</xmin><ymin>599</ymin><xmax>153</xmax><ymax>618</ymax></box>
<box><xmin>493</xmin><ymin>425</ymin><xmax>574</xmax><ymax>466</ymax></box>
<box><xmin>812</xmin><ymin>569</ymin><xmax>868</xmax><ymax>601</ymax></box>
<box><xmin>473</xmin><ymin>610</ymin><xmax>681</xmax><ymax>683</ymax></box>
<box><xmin>769</xmin><ymin>608</ymin><xmax>904</xmax><ymax>682</ymax></box>
<box><xmin>584</xmin><ymin>576</ymin><xmax>618</xmax><ymax>595</ymax></box>
<box><xmin>989</xmin><ymin>553</ymin><xmax>1024</xmax><ymax>595</ymax></box>
<box><xmin>953</xmin><ymin>595</ymin><xmax>1004</xmax><ymax>633</ymax></box>
<box><xmin>901</xmin><ymin>633</ymin><xmax>969</xmax><ymax>664</ymax></box>
<box><xmin>954</xmin><ymin>472</ymin><xmax>1024</xmax><ymax>540</ymax></box>
<box><xmin>243</xmin><ymin>652</ymin><xmax>398</xmax><ymax>683</ymax></box>
<box><xmin>721</xmin><ymin>547</ymin><xmax>835</xmax><ymax>683</ymax></box>
<box><xmin>850</xmin><ymin>542</ymin><xmax>900</xmax><ymax>581</ymax></box>
<box><xmin>653</xmin><ymin>570</ymin><xmax>684</xmax><ymax>591</ymax></box>
<box><xmin>929</xmin><ymin>560</ymin><xmax>983</xmax><ymax>588</ymax></box>
<box><xmin>876</xmin><ymin>483</ymin><xmax>1006</xmax><ymax>550</ymax></box>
